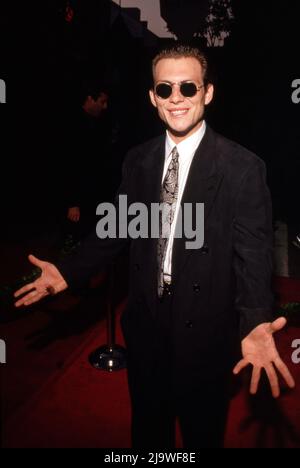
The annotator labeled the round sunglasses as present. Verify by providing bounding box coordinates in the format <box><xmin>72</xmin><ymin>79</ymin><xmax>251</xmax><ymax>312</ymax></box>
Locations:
<box><xmin>154</xmin><ymin>81</ymin><xmax>205</xmax><ymax>99</ymax></box>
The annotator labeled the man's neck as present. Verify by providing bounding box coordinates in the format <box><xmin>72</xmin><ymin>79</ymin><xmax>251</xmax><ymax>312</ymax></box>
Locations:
<box><xmin>167</xmin><ymin>120</ymin><xmax>206</xmax><ymax>146</ymax></box>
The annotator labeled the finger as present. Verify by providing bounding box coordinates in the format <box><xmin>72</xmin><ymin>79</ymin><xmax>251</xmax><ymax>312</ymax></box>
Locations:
<box><xmin>265</xmin><ymin>364</ymin><xmax>280</xmax><ymax>398</ymax></box>
<box><xmin>16</xmin><ymin>289</ymin><xmax>44</xmax><ymax>308</ymax></box>
<box><xmin>15</xmin><ymin>296</ymin><xmax>29</xmax><ymax>308</ymax></box>
<box><xmin>23</xmin><ymin>293</ymin><xmax>44</xmax><ymax>306</ymax></box>
<box><xmin>274</xmin><ymin>358</ymin><xmax>296</xmax><ymax>389</ymax></box>
<box><xmin>270</xmin><ymin>317</ymin><xmax>287</xmax><ymax>333</ymax></box>
<box><xmin>250</xmin><ymin>366</ymin><xmax>262</xmax><ymax>395</ymax></box>
<box><xmin>28</xmin><ymin>254</ymin><xmax>45</xmax><ymax>269</ymax></box>
<box><xmin>233</xmin><ymin>359</ymin><xmax>249</xmax><ymax>375</ymax></box>
<box><xmin>14</xmin><ymin>282</ymin><xmax>35</xmax><ymax>299</ymax></box>
<box><xmin>15</xmin><ymin>290</ymin><xmax>37</xmax><ymax>307</ymax></box>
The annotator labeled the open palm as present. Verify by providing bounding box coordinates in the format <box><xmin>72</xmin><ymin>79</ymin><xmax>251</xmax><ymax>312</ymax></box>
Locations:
<box><xmin>233</xmin><ymin>318</ymin><xmax>295</xmax><ymax>398</ymax></box>
<box><xmin>14</xmin><ymin>255</ymin><xmax>68</xmax><ymax>307</ymax></box>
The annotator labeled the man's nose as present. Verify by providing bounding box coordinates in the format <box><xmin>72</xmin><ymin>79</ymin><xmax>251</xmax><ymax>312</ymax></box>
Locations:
<box><xmin>169</xmin><ymin>85</ymin><xmax>184</xmax><ymax>103</ymax></box>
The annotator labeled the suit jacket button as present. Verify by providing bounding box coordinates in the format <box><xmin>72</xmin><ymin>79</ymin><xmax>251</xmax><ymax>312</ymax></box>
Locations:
<box><xmin>134</xmin><ymin>264</ymin><xmax>140</xmax><ymax>271</ymax></box>
<box><xmin>185</xmin><ymin>320</ymin><xmax>193</xmax><ymax>329</ymax></box>
<box><xmin>193</xmin><ymin>283</ymin><xmax>200</xmax><ymax>293</ymax></box>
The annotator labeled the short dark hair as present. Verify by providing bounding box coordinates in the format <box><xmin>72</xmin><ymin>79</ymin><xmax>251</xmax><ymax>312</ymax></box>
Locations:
<box><xmin>152</xmin><ymin>44</ymin><xmax>210</xmax><ymax>85</ymax></box>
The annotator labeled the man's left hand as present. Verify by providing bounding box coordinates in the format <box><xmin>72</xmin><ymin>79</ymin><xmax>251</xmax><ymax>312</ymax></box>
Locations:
<box><xmin>67</xmin><ymin>206</ymin><xmax>80</xmax><ymax>223</ymax></box>
<box><xmin>233</xmin><ymin>317</ymin><xmax>295</xmax><ymax>398</ymax></box>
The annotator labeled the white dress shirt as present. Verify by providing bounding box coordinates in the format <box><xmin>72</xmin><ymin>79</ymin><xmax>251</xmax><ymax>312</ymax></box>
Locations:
<box><xmin>162</xmin><ymin>121</ymin><xmax>207</xmax><ymax>283</ymax></box>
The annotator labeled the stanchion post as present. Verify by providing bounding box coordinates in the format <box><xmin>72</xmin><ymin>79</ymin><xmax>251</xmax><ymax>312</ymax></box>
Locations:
<box><xmin>89</xmin><ymin>263</ymin><xmax>127</xmax><ymax>371</ymax></box>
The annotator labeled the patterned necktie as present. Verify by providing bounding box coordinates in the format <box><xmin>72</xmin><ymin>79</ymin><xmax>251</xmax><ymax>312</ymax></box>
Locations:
<box><xmin>157</xmin><ymin>146</ymin><xmax>179</xmax><ymax>297</ymax></box>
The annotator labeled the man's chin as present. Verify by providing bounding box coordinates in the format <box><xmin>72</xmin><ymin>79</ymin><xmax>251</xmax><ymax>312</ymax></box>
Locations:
<box><xmin>167</xmin><ymin>122</ymin><xmax>203</xmax><ymax>139</ymax></box>
<box><xmin>170</xmin><ymin>129</ymin><xmax>188</xmax><ymax>137</ymax></box>
<box><xmin>167</xmin><ymin>125</ymin><xmax>191</xmax><ymax>138</ymax></box>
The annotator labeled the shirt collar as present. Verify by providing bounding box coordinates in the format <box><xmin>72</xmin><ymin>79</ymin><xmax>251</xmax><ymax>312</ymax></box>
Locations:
<box><xmin>165</xmin><ymin>121</ymin><xmax>206</xmax><ymax>160</ymax></box>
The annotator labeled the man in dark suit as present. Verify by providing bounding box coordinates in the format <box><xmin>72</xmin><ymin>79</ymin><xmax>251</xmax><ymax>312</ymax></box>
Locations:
<box><xmin>15</xmin><ymin>45</ymin><xmax>295</xmax><ymax>448</ymax></box>
<box><xmin>63</xmin><ymin>83</ymin><xmax>119</xmax><ymax>240</ymax></box>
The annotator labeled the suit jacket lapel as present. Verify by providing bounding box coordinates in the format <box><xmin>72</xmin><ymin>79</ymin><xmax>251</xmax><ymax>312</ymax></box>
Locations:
<box><xmin>139</xmin><ymin>136</ymin><xmax>165</xmax><ymax>206</ymax></box>
<box><xmin>138</xmin><ymin>136</ymin><xmax>165</xmax><ymax>313</ymax></box>
<box><xmin>172</xmin><ymin>126</ymin><xmax>224</xmax><ymax>283</ymax></box>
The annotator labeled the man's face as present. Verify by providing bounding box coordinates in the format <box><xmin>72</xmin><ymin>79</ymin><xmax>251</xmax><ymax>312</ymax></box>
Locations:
<box><xmin>84</xmin><ymin>92</ymin><xmax>108</xmax><ymax>118</ymax></box>
<box><xmin>149</xmin><ymin>57</ymin><xmax>214</xmax><ymax>143</ymax></box>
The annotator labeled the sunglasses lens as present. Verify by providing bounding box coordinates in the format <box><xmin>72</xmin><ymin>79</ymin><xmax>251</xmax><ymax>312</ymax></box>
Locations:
<box><xmin>180</xmin><ymin>82</ymin><xmax>198</xmax><ymax>97</ymax></box>
<box><xmin>155</xmin><ymin>82</ymin><xmax>199</xmax><ymax>99</ymax></box>
<box><xmin>155</xmin><ymin>83</ymin><xmax>172</xmax><ymax>99</ymax></box>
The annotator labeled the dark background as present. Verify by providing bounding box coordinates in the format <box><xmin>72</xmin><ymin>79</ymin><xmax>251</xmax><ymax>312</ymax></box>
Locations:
<box><xmin>1</xmin><ymin>0</ymin><xmax>300</xmax><ymax>241</ymax></box>
<box><xmin>0</xmin><ymin>1</ymin><xmax>299</xmax><ymax>240</ymax></box>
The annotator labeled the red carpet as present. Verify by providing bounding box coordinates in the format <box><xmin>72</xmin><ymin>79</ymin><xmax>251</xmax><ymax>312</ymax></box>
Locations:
<box><xmin>273</xmin><ymin>277</ymin><xmax>300</xmax><ymax>303</ymax></box>
<box><xmin>2</xmin><ymin>278</ymin><xmax>300</xmax><ymax>448</ymax></box>
<box><xmin>3</xmin><ymin>301</ymin><xmax>132</xmax><ymax>448</ymax></box>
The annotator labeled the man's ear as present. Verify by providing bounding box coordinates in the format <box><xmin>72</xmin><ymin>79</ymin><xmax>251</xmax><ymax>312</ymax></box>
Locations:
<box><xmin>149</xmin><ymin>89</ymin><xmax>157</xmax><ymax>108</ymax></box>
<box><xmin>204</xmin><ymin>84</ymin><xmax>214</xmax><ymax>106</ymax></box>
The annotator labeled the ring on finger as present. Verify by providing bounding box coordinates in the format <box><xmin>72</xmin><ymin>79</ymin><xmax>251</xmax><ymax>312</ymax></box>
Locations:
<box><xmin>46</xmin><ymin>286</ymin><xmax>55</xmax><ymax>296</ymax></box>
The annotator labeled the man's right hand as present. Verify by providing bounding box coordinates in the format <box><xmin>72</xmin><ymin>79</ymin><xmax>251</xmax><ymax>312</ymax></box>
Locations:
<box><xmin>14</xmin><ymin>255</ymin><xmax>68</xmax><ymax>307</ymax></box>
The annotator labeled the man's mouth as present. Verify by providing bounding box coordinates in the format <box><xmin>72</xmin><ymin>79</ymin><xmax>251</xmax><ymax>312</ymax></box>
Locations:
<box><xmin>169</xmin><ymin>109</ymin><xmax>189</xmax><ymax>117</ymax></box>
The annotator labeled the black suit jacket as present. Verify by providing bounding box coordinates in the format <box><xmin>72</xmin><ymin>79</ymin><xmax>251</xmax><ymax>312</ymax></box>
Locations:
<box><xmin>58</xmin><ymin>126</ymin><xmax>274</xmax><ymax>390</ymax></box>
